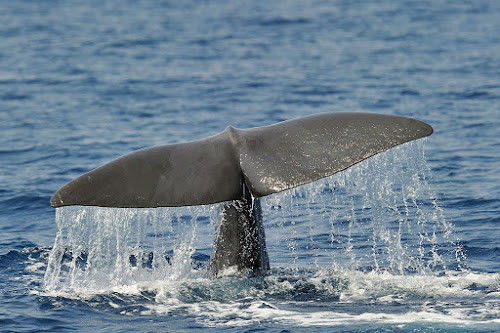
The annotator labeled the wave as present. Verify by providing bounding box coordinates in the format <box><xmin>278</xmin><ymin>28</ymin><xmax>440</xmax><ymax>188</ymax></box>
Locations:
<box><xmin>37</xmin><ymin>264</ymin><xmax>500</xmax><ymax>327</ymax></box>
<box><xmin>3</xmin><ymin>246</ymin><xmax>499</xmax><ymax>327</ymax></box>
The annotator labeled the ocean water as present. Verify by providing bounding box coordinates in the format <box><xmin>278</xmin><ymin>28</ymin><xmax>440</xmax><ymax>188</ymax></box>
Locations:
<box><xmin>1</xmin><ymin>0</ymin><xmax>499</xmax><ymax>332</ymax></box>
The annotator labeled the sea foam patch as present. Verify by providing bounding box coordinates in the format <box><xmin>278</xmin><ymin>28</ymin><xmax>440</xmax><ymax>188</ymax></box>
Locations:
<box><xmin>137</xmin><ymin>270</ymin><xmax>500</xmax><ymax>327</ymax></box>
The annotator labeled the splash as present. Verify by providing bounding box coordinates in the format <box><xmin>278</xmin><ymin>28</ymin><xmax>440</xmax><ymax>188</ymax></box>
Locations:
<box><xmin>43</xmin><ymin>205</ymin><xmax>218</xmax><ymax>294</ymax></box>
<box><xmin>140</xmin><ymin>270</ymin><xmax>500</xmax><ymax>327</ymax></box>
<box><xmin>44</xmin><ymin>139</ymin><xmax>466</xmax><ymax>295</ymax></box>
<box><xmin>262</xmin><ymin>139</ymin><xmax>466</xmax><ymax>274</ymax></box>
<box><xmin>39</xmin><ymin>140</ymin><xmax>499</xmax><ymax>328</ymax></box>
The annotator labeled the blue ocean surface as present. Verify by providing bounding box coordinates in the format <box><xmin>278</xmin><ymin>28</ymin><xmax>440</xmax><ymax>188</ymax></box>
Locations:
<box><xmin>1</xmin><ymin>0</ymin><xmax>499</xmax><ymax>332</ymax></box>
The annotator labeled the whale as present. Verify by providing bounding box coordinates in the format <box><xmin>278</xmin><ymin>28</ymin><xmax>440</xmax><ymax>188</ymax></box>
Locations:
<box><xmin>50</xmin><ymin>112</ymin><xmax>433</xmax><ymax>276</ymax></box>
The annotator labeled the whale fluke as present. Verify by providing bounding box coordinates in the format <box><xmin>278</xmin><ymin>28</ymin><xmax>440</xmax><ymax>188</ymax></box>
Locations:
<box><xmin>50</xmin><ymin>112</ymin><xmax>432</xmax><ymax>208</ymax></box>
<box><xmin>50</xmin><ymin>112</ymin><xmax>433</xmax><ymax>277</ymax></box>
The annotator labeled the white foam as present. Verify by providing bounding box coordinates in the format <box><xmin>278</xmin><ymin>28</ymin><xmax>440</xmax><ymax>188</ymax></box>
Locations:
<box><xmin>144</xmin><ymin>297</ymin><xmax>500</xmax><ymax>327</ymax></box>
<box><xmin>39</xmin><ymin>263</ymin><xmax>500</xmax><ymax>327</ymax></box>
<box><xmin>25</xmin><ymin>261</ymin><xmax>46</xmax><ymax>273</ymax></box>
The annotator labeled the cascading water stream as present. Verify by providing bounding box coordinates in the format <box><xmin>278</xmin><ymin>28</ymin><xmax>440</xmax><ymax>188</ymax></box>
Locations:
<box><xmin>44</xmin><ymin>139</ymin><xmax>466</xmax><ymax>295</ymax></box>
<box><xmin>262</xmin><ymin>139</ymin><xmax>465</xmax><ymax>274</ymax></box>
<box><xmin>43</xmin><ymin>205</ymin><xmax>219</xmax><ymax>293</ymax></box>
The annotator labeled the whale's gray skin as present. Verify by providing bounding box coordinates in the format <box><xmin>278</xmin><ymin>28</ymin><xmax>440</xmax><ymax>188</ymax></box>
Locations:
<box><xmin>50</xmin><ymin>112</ymin><xmax>433</xmax><ymax>276</ymax></box>
<box><xmin>210</xmin><ymin>183</ymin><xmax>270</xmax><ymax>276</ymax></box>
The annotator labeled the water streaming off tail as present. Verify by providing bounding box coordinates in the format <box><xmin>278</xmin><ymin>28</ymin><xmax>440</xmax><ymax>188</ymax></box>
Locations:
<box><xmin>44</xmin><ymin>139</ymin><xmax>465</xmax><ymax>294</ymax></box>
<box><xmin>262</xmin><ymin>140</ymin><xmax>465</xmax><ymax>274</ymax></box>
<box><xmin>44</xmin><ymin>205</ymin><xmax>219</xmax><ymax>293</ymax></box>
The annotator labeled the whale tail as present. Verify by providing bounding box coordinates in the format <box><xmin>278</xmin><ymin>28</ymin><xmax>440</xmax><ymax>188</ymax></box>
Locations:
<box><xmin>209</xmin><ymin>183</ymin><xmax>270</xmax><ymax>276</ymax></box>
<box><xmin>50</xmin><ymin>112</ymin><xmax>433</xmax><ymax>208</ymax></box>
<box><xmin>49</xmin><ymin>112</ymin><xmax>433</xmax><ymax>277</ymax></box>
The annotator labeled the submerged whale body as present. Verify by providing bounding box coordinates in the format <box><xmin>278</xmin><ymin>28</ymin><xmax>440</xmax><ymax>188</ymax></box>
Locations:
<box><xmin>50</xmin><ymin>112</ymin><xmax>433</xmax><ymax>276</ymax></box>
